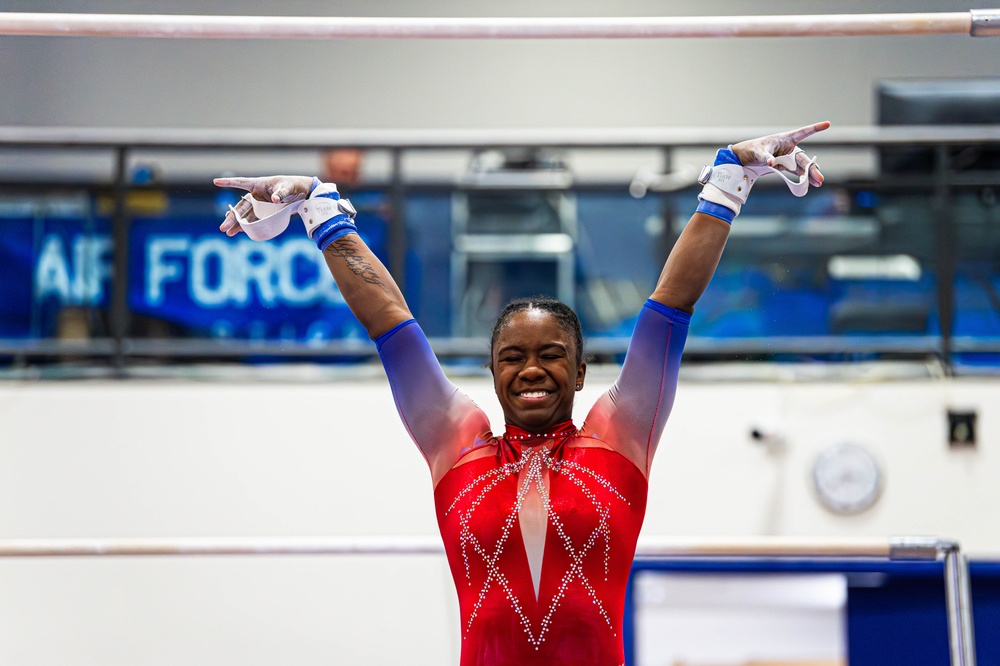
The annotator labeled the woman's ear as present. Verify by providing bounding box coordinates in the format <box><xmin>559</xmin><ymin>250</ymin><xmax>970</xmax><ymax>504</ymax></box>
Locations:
<box><xmin>575</xmin><ymin>361</ymin><xmax>587</xmax><ymax>391</ymax></box>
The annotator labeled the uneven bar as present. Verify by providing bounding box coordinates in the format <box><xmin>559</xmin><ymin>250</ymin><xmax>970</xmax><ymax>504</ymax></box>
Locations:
<box><xmin>0</xmin><ymin>535</ymin><xmax>940</xmax><ymax>559</ymax></box>
<box><xmin>0</xmin><ymin>12</ymin><xmax>984</xmax><ymax>40</ymax></box>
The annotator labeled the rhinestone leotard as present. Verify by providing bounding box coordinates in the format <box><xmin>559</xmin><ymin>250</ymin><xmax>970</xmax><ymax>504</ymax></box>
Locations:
<box><xmin>376</xmin><ymin>300</ymin><xmax>690</xmax><ymax>666</ymax></box>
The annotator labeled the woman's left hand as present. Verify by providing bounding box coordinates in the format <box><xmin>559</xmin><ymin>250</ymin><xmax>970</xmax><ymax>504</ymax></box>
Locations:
<box><xmin>730</xmin><ymin>121</ymin><xmax>830</xmax><ymax>187</ymax></box>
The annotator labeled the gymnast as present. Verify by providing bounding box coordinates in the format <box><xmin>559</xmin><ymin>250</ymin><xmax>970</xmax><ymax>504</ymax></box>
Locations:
<box><xmin>214</xmin><ymin>121</ymin><xmax>828</xmax><ymax>666</ymax></box>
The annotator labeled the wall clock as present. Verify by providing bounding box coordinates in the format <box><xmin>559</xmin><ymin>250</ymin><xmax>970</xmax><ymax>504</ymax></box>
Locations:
<box><xmin>812</xmin><ymin>443</ymin><xmax>883</xmax><ymax>515</ymax></box>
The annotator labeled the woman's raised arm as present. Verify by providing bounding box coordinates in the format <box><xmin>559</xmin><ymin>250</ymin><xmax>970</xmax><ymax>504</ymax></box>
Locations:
<box><xmin>213</xmin><ymin>175</ymin><xmax>411</xmax><ymax>338</ymax></box>
<box><xmin>651</xmin><ymin>121</ymin><xmax>830</xmax><ymax>313</ymax></box>
<box><xmin>213</xmin><ymin>174</ymin><xmax>491</xmax><ymax>480</ymax></box>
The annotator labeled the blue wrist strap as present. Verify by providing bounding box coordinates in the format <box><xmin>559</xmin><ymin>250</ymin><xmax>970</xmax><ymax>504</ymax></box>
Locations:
<box><xmin>695</xmin><ymin>200</ymin><xmax>736</xmax><ymax>224</ymax></box>
<box><xmin>715</xmin><ymin>146</ymin><xmax>741</xmax><ymax>166</ymax></box>
<box><xmin>695</xmin><ymin>146</ymin><xmax>741</xmax><ymax>224</ymax></box>
<box><xmin>313</xmin><ymin>215</ymin><xmax>358</xmax><ymax>250</ymax></box>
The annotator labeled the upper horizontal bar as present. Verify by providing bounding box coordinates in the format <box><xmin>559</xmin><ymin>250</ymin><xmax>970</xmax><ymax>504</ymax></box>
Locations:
<box><xmin>0</xmin><ymin>535</ymin><xmax>947</xmax><ymax>559</ymax></box>
<box><xmin>0</xmin><ymin>12</ymin><xmax>988</xmax><ymax>40</ymax></box>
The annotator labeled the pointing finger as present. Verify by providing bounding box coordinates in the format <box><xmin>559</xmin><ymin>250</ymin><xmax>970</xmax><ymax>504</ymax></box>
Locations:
<box><xmin>786</xmin><ymin>121</ymin><xmax>831</xmax><ymax>145</ymax></box>
<box><xmin>213</xmin><ymin>176</ymin><xmax>257</xmax><ymax>192</ymax></box>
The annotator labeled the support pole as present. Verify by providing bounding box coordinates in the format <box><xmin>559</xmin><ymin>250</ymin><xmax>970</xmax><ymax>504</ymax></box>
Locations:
<box><xmin>109</xmin><ymin>146</ymin><xmax>130</xmax><ymax>373</ymax></box>
<box><xmin>933</xmin><ymin>144</ymin><xmax>957</xmax><ymax>373</ymax></box>
<box><xmin>945</xmin><ymin>545</ymin><xmax>978</xmax><ymax>666</ymax></box>
<box><xmin>387</xmin><ymin>148</ymin><xmax>407</xmax><ymax>293</ymax></box>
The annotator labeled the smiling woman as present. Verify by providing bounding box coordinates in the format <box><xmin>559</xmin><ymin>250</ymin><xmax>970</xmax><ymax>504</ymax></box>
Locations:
<box><xmin>490</xmin><ymin>300</ymin><xmax>586</xmax><ymax>432</ymax></box>
<box><xmin>213</xmin><ymin>121</ymin><xmax>828</xmax><ymax>666</ymax></box>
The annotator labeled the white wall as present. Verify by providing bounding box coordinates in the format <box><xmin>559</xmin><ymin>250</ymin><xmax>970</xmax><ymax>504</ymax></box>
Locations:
<box><xmin>0</xmin><ymin>372</ymin><xmax>995</xmax><ymax>665</ymax></box>
<box><xmin>2</xmin><ymin>0</ymin><xmax>998</xmax><ymax>130</ymax></box>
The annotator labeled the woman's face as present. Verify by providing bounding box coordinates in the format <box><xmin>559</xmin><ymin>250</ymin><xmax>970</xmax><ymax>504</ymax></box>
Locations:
<box><xmin>491</xmin><ymin>309</ymin><xmax>586</xmax><ymax>433</ymax></box>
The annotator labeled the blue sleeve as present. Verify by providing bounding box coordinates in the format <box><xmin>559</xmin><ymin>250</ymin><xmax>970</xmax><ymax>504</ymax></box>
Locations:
<box><xmin>584</xmin><ymin>300</ymin><xmax>690</xmax><ymax>475</ymax></box>
<box><xmin>376</xmin><ymin>320</ymin><xmax>492</xmax><ymax>480</ymax></box>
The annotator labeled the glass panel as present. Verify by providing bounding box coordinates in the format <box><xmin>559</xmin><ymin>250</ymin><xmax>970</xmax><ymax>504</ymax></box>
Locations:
<box><xmin>953</xmin><ymin>189</ymin><xmax>1000</xmax><ymax>367</ymax></box>
<box><xmin>403</xmin><ymin>192</ymin><xmax>453</xmax><ymax>337</ymax></box>
<box><xmin>0</xmin><ymin>142</ymin><xmax>994</xmax><ymax>369</ymax></box>
<box><xmin>575</xmin><ymin>192</ymin><xmax>665</xmax><ymax>337</ymax></box>
<box><xmin>686</xmin><ymin>185</ymin><xmax>940</xmax><ymax>356</ymax></box>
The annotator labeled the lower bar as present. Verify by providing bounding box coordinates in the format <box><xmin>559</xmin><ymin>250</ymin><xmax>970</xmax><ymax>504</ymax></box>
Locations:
<box><xmin>0</xmin><ymin>535</ymin><xmax>940</xmax><ymax>559</ymax></box>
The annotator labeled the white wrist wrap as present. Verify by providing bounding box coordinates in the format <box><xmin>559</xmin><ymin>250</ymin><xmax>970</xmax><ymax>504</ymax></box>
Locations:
<box><xmin>298</xmin><ymin>183</ymin><xmax>357</xmax><ymax>239</ymax></box>
<box><xmin>228</xmin><ymin>182</ymin><xmax>356</xmax><ymax>242</ymax></box>
<box><xmin>697</xmin><ymin>164</ymin><xmax>756</xmax><ymax>215</ymax></box>
<box><xmin>697</xmin><ymin>148</ymin><xmax>817</xmax><ymax>216</ymax></box>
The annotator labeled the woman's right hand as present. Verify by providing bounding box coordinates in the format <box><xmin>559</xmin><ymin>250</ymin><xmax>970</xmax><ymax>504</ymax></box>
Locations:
<box><xmin>213</xmin><ymin>175</ymin><xmax>314</xmax><ymax>237</ymax></box>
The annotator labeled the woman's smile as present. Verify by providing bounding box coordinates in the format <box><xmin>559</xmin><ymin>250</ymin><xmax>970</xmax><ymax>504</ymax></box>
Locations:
<box><xmin>492</xmin><ymin>309</ymin><xmax>586</xmax><ymax>432</ymax></box>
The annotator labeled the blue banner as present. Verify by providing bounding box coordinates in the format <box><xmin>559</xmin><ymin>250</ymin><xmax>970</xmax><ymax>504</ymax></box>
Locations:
<box><xmin>0</xmin><ymin>193</ymin><xmax>387</xmax><ymax>342</ymax></box>
<box><xmin>0</xmin><ymin>210</ymin><xmax>113</xmax><ymax>338</ymax></box>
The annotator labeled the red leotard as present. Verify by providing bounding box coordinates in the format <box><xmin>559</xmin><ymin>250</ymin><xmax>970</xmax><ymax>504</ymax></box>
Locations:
<box><xmin>376</xmin><ymin>300</ymin><xmax>689</xmax><ymax>666</ymax></box>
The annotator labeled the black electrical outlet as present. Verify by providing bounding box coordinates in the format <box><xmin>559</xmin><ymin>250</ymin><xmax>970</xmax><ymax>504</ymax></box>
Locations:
<box><xmin>948</xmin><ymin>410</ymin><xmax>977</xmax><ymax>447</ymax></box>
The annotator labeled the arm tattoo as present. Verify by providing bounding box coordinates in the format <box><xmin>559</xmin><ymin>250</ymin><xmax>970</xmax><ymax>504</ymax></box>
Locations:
<box><xmin>325</xmin><ymin>237</ymin><xmax>383</xmax><ymax>286</ymax></box>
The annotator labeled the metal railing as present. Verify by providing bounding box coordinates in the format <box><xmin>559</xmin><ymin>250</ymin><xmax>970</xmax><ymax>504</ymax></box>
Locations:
<box><xmin>1</xmin><ymin>124</ymin><xmax>999</xmax><ymax>371</ymax></box>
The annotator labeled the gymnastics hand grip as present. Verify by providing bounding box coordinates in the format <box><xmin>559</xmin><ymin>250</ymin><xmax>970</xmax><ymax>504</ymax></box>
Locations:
<box><xmin>227</xmin><ymin>190</ymin><xmax>358</xmax><ymax>243</ymax></box>
<box><xmin>746</xmin><ymin>149</ymin><xmax>817</xmax><ymax>198</ymax></box>
<box><xmin>228</xmin><ymin>194</ymin><xmax>298</xmax><ymax>241</ymax></box>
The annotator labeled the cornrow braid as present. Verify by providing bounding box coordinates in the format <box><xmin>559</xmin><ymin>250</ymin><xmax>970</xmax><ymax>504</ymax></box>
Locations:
<box><xmin>489</xmin><ymin>296</ymin><xmax>584</xmax><ymax>366</ymax></box>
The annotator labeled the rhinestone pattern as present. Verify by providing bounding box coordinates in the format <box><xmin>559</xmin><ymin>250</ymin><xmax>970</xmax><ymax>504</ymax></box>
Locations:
<box><xmin>443</xmin><ymin>432</ymin><xmax>633</xmax><ymax>650</ymax></box>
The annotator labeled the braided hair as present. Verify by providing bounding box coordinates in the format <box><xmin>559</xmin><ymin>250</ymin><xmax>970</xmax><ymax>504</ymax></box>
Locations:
<box><xmin>489</xmin><ymin>296</ymin><xmax>584</xmax><ymax>366</ymax></box>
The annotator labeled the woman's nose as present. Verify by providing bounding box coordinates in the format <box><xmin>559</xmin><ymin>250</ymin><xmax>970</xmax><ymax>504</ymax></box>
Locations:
<box><xmin>518</xmin><ymin>359</ymin><xmax>546</xmax><ymax>380</ymax></box>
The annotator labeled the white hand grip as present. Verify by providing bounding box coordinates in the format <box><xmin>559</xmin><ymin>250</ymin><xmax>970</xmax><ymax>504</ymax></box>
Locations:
<box><xmin>746</xmin><ymin>149</ymin><xmax>816</xmax><ymax>197</ymax></box>
<box><xmin>228</xmin><ymin>193</ymin><xmax>300</xmax><ymax>241</ymax></box>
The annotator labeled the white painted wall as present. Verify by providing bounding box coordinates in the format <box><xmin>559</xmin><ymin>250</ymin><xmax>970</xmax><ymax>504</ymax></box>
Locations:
<box><xmin>2</xmin><ymin>0</ymin><xmax>998</xmax><ymax>130</ymax></box>
<box><xmin>0</xmin><ymin>372</ymin><xmax>994</xmax><ymax>665</ymax></box>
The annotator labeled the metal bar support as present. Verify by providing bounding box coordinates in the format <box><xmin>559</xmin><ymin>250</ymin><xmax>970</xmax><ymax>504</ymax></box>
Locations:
<box><xmin>933</xmin><ymin>144</ymin><xmax>956</xmax><ymax>373</ymax></box>
<box><xmin>944</xmin><ymin>544</ymin><xmax>978</xmax><ymax>666</ymax></box>
<box><xmin>387</xmin><ymin>148</ymin><xmax>407</xmax><ymax>293</ymax></box>
<box><xmin>109</xmin><ymin>146</ymin><xmax>131</xmax><ymax>373</ymax></box>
